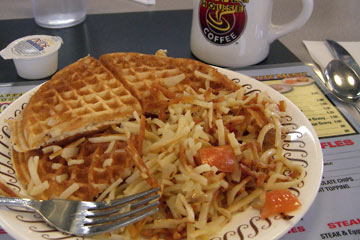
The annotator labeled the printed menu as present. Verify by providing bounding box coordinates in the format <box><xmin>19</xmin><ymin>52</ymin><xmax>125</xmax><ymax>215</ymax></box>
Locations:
<box><xmin>240</xmin><ymin>64</ymin><xmax>360</xmax><ymax>240</ymax></box>
<box><xmin>248</xmin><ymin>71</ymin><xmax>357</xmax><ymax>138</ymax></box>
<box><xmin>282</xmin><ymin>135</ymin><xmax>360</xmax><ymax>240</ymax></box>
<box><xmin>265</xmin><ymin>79</ymin><xmax>355</xmax><ymax>138</ymax></box>
<box><xmin>0</xmin><ymin>64</ymin><xmax>359</xmax><ymax>239</ymax></box>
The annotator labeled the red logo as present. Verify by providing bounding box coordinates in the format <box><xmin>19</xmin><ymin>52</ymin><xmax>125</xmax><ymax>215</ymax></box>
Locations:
<box><xmin>199</xmin><ymin>0</ymin><xmax>247</xmax><ymax>45</ymax></box>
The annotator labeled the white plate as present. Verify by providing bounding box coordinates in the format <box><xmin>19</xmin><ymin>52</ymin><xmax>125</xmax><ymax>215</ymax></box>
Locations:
<box><xmin>0</xmin><ymin>69</ymin><xmax>323</xmax><ymax>240</ymax></box>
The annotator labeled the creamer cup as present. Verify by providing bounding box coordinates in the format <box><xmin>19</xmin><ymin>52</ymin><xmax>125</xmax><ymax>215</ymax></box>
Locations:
<box><xmin>0</xmin><ymin>35</ymin><xmax>63</xmax><ymax>79</ymax></box>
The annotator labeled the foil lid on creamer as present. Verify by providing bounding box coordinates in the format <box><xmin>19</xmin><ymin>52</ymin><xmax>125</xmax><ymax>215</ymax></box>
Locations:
<box><xmin>0</xmin><ymin>35</ymin><xmax>63</xmax><ymax>60</ymax></box>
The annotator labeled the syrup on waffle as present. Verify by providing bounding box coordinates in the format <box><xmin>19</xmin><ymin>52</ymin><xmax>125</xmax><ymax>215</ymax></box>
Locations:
<box><xmin>99</xmin><ymin>51</ymin><xmax>240</xmax><ymax>113</ymax></box>
<box><xmin>9</xmin><ymin>56</ymin><xmax>142</xmax><ymax>153</ymax></box>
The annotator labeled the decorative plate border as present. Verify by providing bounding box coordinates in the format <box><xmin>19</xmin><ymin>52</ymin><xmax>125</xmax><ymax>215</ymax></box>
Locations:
<box><xmin>0</xmin><ymin>70</ymin><xmax>323</xmax><ymax>240</ymax></box>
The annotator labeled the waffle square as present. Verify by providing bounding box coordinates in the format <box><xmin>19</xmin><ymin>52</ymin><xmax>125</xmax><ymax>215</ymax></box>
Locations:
<box><xmin>12</xmin><ymin>134</ymin><xmax>134</xmax><ymax>200</ymax></box>
<box><xmin>100</xmin><ymin>52</ymin><xmax>240</xmax><ymax>112</ymax></box>
<box><xmin>9</xmin><ymin>56</ymin><xmax>142</xmax><ymax>152</ymax></box>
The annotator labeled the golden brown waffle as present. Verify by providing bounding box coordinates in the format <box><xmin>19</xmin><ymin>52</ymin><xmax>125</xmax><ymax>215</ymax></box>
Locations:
<box><xmin>12</xmin><ymin>130</ymin><xmax>134</xmax><ymax>201</ymax></box>
<box><xmin>9</xmin><ymin>56</ymin><xmax>142</xmax><ymax>152</ymax></box>
<box><xmin>99</xmin><ymin>52</ymin><xmax>240</xmax><ymax>112</ymax></box>
<box><xmin>8</xmin><ymin>51</ymin><xmax>241</xmax><ymax>202</ymax></box>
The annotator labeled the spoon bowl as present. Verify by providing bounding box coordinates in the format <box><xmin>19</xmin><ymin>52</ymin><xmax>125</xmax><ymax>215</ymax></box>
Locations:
<box><xmin>324</xmin><ymin>59</ymin><xmax>360</xmax><ymax>103</ymax></box>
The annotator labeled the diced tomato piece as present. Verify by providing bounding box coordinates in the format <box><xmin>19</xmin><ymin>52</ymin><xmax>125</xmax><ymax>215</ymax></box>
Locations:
<box><xmin>199</xmin><ymin>145</ymin><xmax>236</xmax><ymax>172</ymax></box>
<box><xmin>261</xmin><ymin>189</ymin><xmax>301</xmax><ymax>219</ymax></box>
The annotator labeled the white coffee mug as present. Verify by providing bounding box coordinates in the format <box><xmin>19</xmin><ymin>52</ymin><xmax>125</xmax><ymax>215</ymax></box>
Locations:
<box><xmin>190</xmin><ymin>0</ymin><xmax>313</xmax><ymax>68</ymax></box>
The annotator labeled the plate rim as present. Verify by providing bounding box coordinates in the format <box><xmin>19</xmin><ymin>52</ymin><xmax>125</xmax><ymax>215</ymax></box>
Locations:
<box><xmin>0</xmin><ymin>68</ymin><xmax>324</xmax><ymax>240</ymax></box>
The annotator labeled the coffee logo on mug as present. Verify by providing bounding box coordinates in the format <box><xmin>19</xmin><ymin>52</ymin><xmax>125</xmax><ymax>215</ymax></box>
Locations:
<box><xmin>199</xmin><ymin>0</ymin><xmax>248</xmax><ymax>45</ymax></box>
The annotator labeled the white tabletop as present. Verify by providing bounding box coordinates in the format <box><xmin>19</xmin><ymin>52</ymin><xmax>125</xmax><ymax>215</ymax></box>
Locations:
<box><xmin>1</xmin><ymin>0</ymin><xmax>360</xmax><ymax>64</ymax></box>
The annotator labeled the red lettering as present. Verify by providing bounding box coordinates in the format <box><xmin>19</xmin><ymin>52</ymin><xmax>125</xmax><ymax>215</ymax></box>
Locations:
<box><xmin>328</xmin><ymin>223</ymin><xmax>336</xmax><ymax>229</ymax></box>
<box><xmin>321</xmin><ymin>142</ymin><xmax>328</xmax><ymax>149</ymax></box>
<box><xmin>335</xmin><ymin>221</ymin><xmax>344</xmax><ymax>227</ymax></box>
<box><xmin>344</xmin><ymin>139</ymin><xmax>354</xmax><ymax>146</ymax></box>
<box><xmin>350</xmin><ymin>219</ymin><xmax>357</xmax><ymax>225</ymax></box>
<box><xmin>321</xmin><ymin>139</ymin><xmax>355</xmax><ymax>149</ymax></box>
<box><xmin>335</xmin><ymin>141</ymin><xmax>344</xmax><ymax>147</ymax></box>
<box><xmin>328</xmin><ymin>219</ymin><xmax>360</xmax><ymax>229</ymax></box>
<box><xmin>288</xmin><ymin>226</ymin><xmax>306</xmax><ymax>233</ymax></box>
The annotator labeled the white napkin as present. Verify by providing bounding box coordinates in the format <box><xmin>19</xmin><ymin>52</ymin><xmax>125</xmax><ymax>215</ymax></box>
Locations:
<box><xmin>303</xmin><ymin>40</ymin><xmax>360</xmax><ymax>70</ymax></box>
<box><xmin>131</xmin><ymin>0</ymin><xmax>155</xmax><ymax>5</ymax></box>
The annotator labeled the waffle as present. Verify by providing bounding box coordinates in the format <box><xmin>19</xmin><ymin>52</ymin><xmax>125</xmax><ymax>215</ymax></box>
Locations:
<box><xmin>99</xmin><ymin>52</ymin><xmax>240</xmax><ymax>112</ymax></box>
<box><xmin>7</xmin><ymin>51</ymin><xmax>240</xmax><ymax>202</ymax></box>
<box><xmin>9</xmin><ymin>56</ymin><xmax>142</xmax><ymax>153</ymax></box>
<box><xmin>12</xmin><ymin>129</ymin><xmax>135</xmax><ymax>200</ymax></box>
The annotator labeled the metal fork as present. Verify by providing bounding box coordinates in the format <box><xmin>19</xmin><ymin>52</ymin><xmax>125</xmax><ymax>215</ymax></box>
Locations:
<box><xmin>0</xmin><ymin>187</ymin><xmax>160</xmax><ymax>236</ymax></box>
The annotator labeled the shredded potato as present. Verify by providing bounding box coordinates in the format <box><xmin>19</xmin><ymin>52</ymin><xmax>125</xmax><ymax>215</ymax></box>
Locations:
<box><xmin>59</xmin><ymin>183</ymin><xmax>80</xmax><ymax>199</ymax></box>
<box><xmin>96</xmin><ymin>85</ymin><xmax>306</xmax><ymax>239</ymax></box>
<box><xmin>22</xmin><ymin>82</ymin><xmax>305</xmax><ymax>239</ymax></box>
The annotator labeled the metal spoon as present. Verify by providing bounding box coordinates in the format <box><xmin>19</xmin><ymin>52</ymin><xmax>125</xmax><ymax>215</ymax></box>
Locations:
<box><xmin>324</xmin><ymin>58</ymin><xmax>360</xmax><ymax>113</ymax></box>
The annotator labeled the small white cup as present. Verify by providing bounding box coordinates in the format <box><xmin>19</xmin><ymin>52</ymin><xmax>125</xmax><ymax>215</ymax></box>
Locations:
<box><xmin>0</xmin><ymin>35</ymin><xmax>63</xmax><ymax>79</ymax></box>
<box><xmin>13</xmin><ymin>51</ymin><xmax>59</xmax><ymax>80</ymax></box>
<box><xmin>190</xmin><ymin>0</ymin><xmax>314</xmax><ymax>68</ymax></box>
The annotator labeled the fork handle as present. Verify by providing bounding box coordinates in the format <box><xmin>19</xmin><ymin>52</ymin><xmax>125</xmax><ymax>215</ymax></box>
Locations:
<box><xmin>0</xmin><ymin>197</ymin><xmax>35</xmax><ymax>209</ymax></box>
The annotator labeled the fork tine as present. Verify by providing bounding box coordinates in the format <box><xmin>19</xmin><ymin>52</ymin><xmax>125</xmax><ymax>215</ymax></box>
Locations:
<box><xmin>87</xmin><ymin>193</ymin><xmax>160</xmax><ymax>217</ymax></box>
<box><xmin>130</xmin><ymin>193</ymin><xmax>159</xmax><ymax>208</ymax></box>
<box><xmin>80</xmin><ymin>207</ymin><xmax>159</xmax><ymax>236</ymax></box>
<box><xmin>88</xmin><ymin>187</ymin><xmax>160</xmax><ymax>210</ymax></box>
<box><xmin>84</xmin><ymin>201</ymin><xmax>159</xmax><ymax>225</ymax></box>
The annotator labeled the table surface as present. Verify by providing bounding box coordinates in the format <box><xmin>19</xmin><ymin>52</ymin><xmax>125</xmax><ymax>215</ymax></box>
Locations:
<box><xmin>1</xmin><ymin>0</ymin><xmax>360</xmax><ymax>64</ymax></box>
<box><xmin>0</xmin><ymin>9</ymin><xmax>300</xmax><ymax>83</ymax></box>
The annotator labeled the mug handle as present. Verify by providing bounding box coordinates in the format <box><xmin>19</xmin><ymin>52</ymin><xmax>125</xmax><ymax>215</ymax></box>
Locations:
<box><xmin>268</xmin><ymin>0</ymin><xmax>314</xmax><ymax>43</ymax></box>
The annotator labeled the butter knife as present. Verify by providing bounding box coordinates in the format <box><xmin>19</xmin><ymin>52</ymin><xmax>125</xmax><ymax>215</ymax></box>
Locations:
<box><xmin>325</xmin><ymin>39</ymin><xmax>360</xmax><ymax>76</ymax></box>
